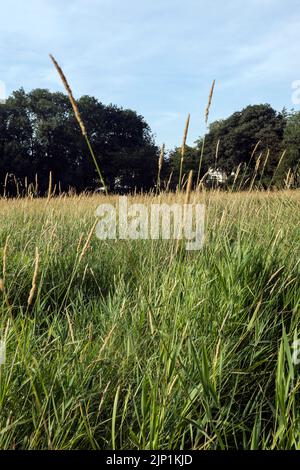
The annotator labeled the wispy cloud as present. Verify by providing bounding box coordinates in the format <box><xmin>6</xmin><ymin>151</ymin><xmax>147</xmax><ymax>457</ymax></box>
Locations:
<box><xmin>0</xmin><ymin>0</ymin><xmax>299</xmax><ymax>147</ymax></box>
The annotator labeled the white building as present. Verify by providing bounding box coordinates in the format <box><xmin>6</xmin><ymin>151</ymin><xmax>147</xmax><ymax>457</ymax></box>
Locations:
<box><xmin>207</xmin><ymin>168</ymin><xmax>227</xmax><ymax>184</ymax></box>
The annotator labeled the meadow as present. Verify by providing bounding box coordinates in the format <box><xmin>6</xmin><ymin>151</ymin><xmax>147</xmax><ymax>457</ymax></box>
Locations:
<box><xmin>0</xmin><ymin>189</ymin><xmax>299</xmax><ymax>449</ymax></box>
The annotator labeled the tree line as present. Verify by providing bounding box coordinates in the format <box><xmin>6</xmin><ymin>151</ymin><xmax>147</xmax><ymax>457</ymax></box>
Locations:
<box><xmin>1</xmin><ymin>89</ymin><xmax>300</xmax><ymax>195</ymax></box>
<box><xmin>0</xmin><ymin>88</ymin><xmax>158</xmax><ymax>195</ymax></box>
<box><xmin>167</xmin><ymin>104</ymin><xmax>300</xmax><ymax>190</ymax></box>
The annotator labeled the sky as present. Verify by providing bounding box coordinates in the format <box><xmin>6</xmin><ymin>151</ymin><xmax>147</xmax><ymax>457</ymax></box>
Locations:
<box><xmin>1</xmin><ymin>0</ymin><xmax>300</xmax><ymax>149</ymax></box>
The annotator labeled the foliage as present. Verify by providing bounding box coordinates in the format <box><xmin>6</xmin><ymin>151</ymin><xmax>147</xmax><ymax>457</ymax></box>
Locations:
<box><xmin>168</xmin><ymin>105</ymin><xmax>300</xmax><ymax>189</ymax></box>
<box><xmin>0</xmin><ymin>89</ymin><xmax>158</xmax><ymax>195</ymax></box>
<box><xmin>0</xmin><ymin>191</ymin><xmax>299</xmax><ymax>449</ymax></box>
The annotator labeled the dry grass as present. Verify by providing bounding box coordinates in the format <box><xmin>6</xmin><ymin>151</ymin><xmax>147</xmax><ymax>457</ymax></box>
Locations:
<box><xmin>0</xmin><ymin>189</ymin><xmax>299</xmax><ymax>449</ymax></box>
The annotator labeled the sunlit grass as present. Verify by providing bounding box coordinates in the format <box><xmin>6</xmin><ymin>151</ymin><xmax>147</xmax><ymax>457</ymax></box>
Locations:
<box><xmin>0</xmin><ymin>190</ymin><xmax>299</xmax><ymax>449</ymax></box>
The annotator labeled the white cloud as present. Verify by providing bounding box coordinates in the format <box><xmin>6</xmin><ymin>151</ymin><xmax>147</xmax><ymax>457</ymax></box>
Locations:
<box><xmin>1</xmin><ymin>0</ymin><xmax>299</xmax><ymax>146</ymax></box>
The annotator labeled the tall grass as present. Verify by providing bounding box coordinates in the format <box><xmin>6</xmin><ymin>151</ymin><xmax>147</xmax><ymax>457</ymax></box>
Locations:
<box><xmin>178</xmin><ymin>114</ymin><xmax>190</xmax><ymax>192</ymax></box>
<box><xmin>196</xmin><ymin>79</ymin><xmax>215</xmax><ymax>187</ymax></box>
<box><xmin>0</xmin><ymin>190</ymin><xmax>299</xmax><ymax>449</ymax></box>
<box><xmin>49</xmin><ymin>54</ymin><xmax>108</xmax><ymax>195</ymax></box>
<box><xmin>0</xmin><ymin>58</ymin><xmax>299</xmax><ymax>450</ymax></box>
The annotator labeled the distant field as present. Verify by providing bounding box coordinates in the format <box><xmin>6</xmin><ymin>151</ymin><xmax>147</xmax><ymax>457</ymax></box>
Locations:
<box><xmin>0</xmin><ymin>190</ymin><xmax>299</xmax><ymax>449</ymax></box>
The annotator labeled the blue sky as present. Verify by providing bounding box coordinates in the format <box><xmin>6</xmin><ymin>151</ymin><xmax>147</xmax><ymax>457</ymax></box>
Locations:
<box><xmin>1</xmin><ymin>0</ymin><xmax>300</xmax><ymax>148</ymax></box>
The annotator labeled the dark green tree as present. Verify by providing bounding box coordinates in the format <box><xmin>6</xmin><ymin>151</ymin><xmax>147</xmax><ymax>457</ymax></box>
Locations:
<box><xmin>167</xmin><ymin>146</ymin><xmax>199</xmax><ymax>190</ymax></box>
<box><xmin>280</xmin><ymin>110</ymin><xmax>300</xmax><ymax>187</ymax></box>
<box><xmin>199</xmin><ymin>104</ymin><xmax>286</xmax><ymax>176</ymax></box>
<box><xmin>166</xmin><ymin>104</ymin><xmax>288</xmax><ymax>189</ymax></box>
<box><xmin>0</xmin><ymin>89</ymin><xmax>158</xmax><ymax>195</ymax></box>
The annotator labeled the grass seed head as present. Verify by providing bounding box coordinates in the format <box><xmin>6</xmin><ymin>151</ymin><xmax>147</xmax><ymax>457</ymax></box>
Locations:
<box><xmin>49</xmin><ymin>54</ymin><xmax>87</xmax><ymax>136</ymax></box>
